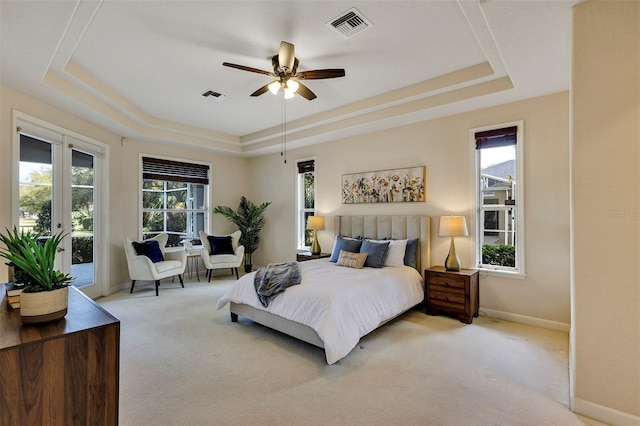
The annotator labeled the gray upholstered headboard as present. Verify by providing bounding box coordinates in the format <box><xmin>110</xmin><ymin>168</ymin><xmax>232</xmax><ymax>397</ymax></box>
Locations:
<box><xmin>333</xmin><ymin>215</ymin><xmax>431</xmax><ymax>272</ymax></box>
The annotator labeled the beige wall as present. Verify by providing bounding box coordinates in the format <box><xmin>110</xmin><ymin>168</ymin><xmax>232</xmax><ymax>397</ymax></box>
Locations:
<box><xmin>251</xmin><ymin>91</ymin><xmax>571</xmax><ymax>326</ymax></box>
<box><xmin>0</xmin><ymin>83</ymin><xmax>250</xmax><ymax>294</ymax></box>
<box><xmin>571</xmin><ymin>1</ymin><xmax>640</xmax><ymax>422</ymax></box>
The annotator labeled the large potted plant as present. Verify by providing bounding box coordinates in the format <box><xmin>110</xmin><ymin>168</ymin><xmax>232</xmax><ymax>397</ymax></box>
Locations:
<box><xmin>213</xmin><ymin>196</ymin><xmax>271</xmax><ymax>273</ymax></box>
<box><xmin>0</xmin><ymin>226</ymin><xmax>73</xmax><ymax>324</ymax></box>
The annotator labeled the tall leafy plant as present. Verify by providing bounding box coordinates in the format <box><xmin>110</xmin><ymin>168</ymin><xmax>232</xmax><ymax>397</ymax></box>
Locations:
<box><xmin>0</xmin><ymin>226</ymin><xmax>72</xmax><ymax>292</ymax></box>
<box><xmin>213</xmin><ymin>196</ymin><xmax>271</xmax><ymax>267</ymax></box>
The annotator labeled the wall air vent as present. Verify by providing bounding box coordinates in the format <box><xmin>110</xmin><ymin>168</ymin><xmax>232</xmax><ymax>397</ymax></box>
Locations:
<box><xmin>327</xmin><ymin>8</ymin><xmax>373</xmax><ymax>39</ymax></box>
<box><xmin>201</xmin><ymin>90</ymin><xmax>227</xmax><ymax>102</ymax></box>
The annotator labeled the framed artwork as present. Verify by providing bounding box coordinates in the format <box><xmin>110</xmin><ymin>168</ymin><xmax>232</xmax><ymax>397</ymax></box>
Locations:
<box><xmin>342</xmin><ymin>166</ymin><xmax>425</xmax><ymax>204</ymax></box>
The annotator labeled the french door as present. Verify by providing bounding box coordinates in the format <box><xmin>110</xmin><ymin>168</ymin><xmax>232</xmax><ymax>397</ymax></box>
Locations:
<box><xmin>15</xmin><ymin>114</ymin><xmax>107</xmax><ymax>298</ymax></box>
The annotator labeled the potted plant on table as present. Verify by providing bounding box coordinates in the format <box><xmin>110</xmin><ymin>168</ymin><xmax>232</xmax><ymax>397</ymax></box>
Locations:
<box><xmin>0</xmin><ymin>226</ymin><xmax>73</xmax><ymax>324</ymax></box>
<box><xmin>213</xmin><ymin>196</ymin><xmax>271</xmax><ymax>273</ymax></box>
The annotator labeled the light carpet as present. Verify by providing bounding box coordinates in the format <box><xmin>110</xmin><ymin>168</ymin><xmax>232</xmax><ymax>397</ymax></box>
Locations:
<box><xmin>97</xmin><ymin>276</ymin><xmax>603</xmax><ymax>426</ymax></box>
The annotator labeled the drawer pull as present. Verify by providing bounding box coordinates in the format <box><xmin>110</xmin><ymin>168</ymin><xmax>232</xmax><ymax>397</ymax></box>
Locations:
<box><xmin>444</xmin><ymin>282</ymin><xmax>449</xmax><ymax>287</ymax></box>
<box><xmin>444</xmin><ymin>297</ymin><xmax>449</xmax><ymax>302</ymax></box>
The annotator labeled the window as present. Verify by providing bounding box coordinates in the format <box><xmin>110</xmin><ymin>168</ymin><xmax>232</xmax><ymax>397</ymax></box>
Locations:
<box><xmin>296</xmin><ymin>159</ymin><xmax>315</xmax><ymax>250</ymax></box>
<box><xmin>473</xmin><ymin>123</ymin><xmax>524</xmax><ymax>276</ymax></box>
<box><xmin>141</xmin><ymin>157</ymin><xmax>209</xmax><ymax>247</ymax></box>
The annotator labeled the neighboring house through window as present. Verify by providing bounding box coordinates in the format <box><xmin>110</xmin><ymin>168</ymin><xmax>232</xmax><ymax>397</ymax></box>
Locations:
<box><xmin>296</xmin><ymin>158</ymin><xmax>316</xmax><ymax>250</ymax></box>
<box><xmin>141</xmin><ymin>156</ymin><xmax>209</xmax><ymax>247</ymax></box>
<box><xmin>473</xmin><ymin>122</ymin><xmax>524</xmax><ymax>276</ymax></box>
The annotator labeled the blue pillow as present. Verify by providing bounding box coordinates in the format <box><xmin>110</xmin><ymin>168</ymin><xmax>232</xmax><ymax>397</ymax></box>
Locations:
<box><xmin>403</xmin><ymin>238</ymin><xmax>419</xmax><ymax>269</ymax></box>
<box><xmin>132</xmin><ymin>240</ymin><xmax>164</xmax><ymax>263</ymax></box>
<box><xmin>330</xmin><ymin>235</ymin><xmax>363</xmax><ymax>262</ymax></box>
<box><xmin>360</xmin><ymin>239</ymin><xmax>390</xmax><ymax>268</ymax></box>
<box><xmin>208</xmin><ymin>235</ymin><xmax>234</xmax><ymax>255</ymax></box>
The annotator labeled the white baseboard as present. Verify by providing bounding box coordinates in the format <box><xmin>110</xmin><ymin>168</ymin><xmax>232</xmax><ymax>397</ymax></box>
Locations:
<box><xmin>480</xmin><ymin>307</ymin><xmax>570</xmax><ymax>332</ymax></box>
<box><xmin>572</xmin><ymin>397</ymin><xmax>640</xmax><ymax>426</ymax></box>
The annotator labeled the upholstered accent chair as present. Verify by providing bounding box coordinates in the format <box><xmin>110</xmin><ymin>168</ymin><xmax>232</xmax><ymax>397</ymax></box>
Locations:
<box><xmin>123</xmin><ymin>233</ymin><xmax>187</xmax><ymax>296</ymax></box>
<box><xmin>199</xmin><ymin>230</ymin><xmax>244</xmax><ymax>281</ymax></box>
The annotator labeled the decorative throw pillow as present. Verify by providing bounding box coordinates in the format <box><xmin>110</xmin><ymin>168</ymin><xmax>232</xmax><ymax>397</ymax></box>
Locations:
<box><xmin>336</xmin><ymin>250</ymin><xmax>368</xmax><ymax>269</ymax></box>
<box><xmin>360</xmin><ymin>239</ymin><xmax>391</xmax><ymax>268</ymax></box>
<box><xmin>330</xmin><ymin>235</ymin><xmax>363</xmax><ymax>262</ymax></box>
<box><xmin>207</xmin><ymin>235</ymin><xmax>235</xmax><ymax>255</ymax></box>
<box><xmin>384</xmin><ymin>239</ymin><xmax>408</xmax><ymax>267</ymax></box>
<box><xmin>404</xmin><ymin>238</ymin><xmax>419</xmax><ymax>269</ymax></box>
<box><xmin>132</xmin><ymin>240</ymin><xmax>164</xmax><ymax>263</ymax></box>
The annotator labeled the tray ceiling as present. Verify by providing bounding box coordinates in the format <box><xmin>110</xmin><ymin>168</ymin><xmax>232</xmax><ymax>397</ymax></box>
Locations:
<box><xmin>0</xmin><ymin>1</ymin><xmax>575</xmax><ymax>155</ymax></box>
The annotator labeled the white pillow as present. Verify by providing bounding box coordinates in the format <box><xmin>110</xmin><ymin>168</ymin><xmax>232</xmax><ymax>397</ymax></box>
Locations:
<box><xmin>370</xmin><ymin>239</ymin><xmax>408</xmax><ymax>267</ymax></box>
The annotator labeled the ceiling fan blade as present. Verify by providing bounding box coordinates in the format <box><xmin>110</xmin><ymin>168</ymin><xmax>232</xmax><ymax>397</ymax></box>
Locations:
<box><xmin>222</xmin><ymin>62</ymin><xmax>276</xmax><ymax>77</ymax></box>
<box><xmin>291</xmin><ymin>58</ymin><xmax>299</xmax><ymax>75</ymax></box>
<box><xmin>278</xmin><ymin>41</ymin><xmax>295</xmax><ymax>73</ymax></box>
<box><xmin>250</xmin><ymin>83</ymin><xmax>271</xmax><ymax>97</ymax></box>
<box><xmin>295</xmin><ymin>81</ymin><xmax>317</xmax><ymax>100</ymax></box>
<box><xmin>294</xmin><ymin>69</ymin><xmax>346</xmax><ymax>80</ymax></box>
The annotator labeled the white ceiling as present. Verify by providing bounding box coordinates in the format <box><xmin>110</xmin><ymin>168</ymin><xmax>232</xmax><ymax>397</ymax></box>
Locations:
<box><xmin>0</xmin><ymin>0</ymin><xmax>576</xmax><ymax>156</ymax></box>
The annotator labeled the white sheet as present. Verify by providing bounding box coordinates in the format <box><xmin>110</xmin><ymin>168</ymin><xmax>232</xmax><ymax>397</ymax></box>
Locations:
<box><xmin>216</xmin><ymin>259</ymin><xmax>424</xmax><ymax>364</ymax></box>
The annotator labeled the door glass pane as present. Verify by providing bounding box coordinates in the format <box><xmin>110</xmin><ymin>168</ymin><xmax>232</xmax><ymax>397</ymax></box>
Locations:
<box><xmin>71</xmin><ymin>149</ymin><xmax>95</xmax><ymax>287</ymax></box>
<box><xmin>19</xmin><ymin>136</ymin><xmax>52</xmax><ymax>235</ymax></box>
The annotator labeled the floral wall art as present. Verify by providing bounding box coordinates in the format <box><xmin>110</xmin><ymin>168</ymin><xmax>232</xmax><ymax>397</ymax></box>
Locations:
<box><xmin>342</xmin><ymin>166</ymin><xmax>425</xmax><ymax>204</ymax></box>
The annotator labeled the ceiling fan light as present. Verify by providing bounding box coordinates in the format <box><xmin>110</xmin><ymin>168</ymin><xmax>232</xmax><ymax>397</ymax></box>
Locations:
<box><xmin>286</xmin><ymin>80</ymin><xmax>299</xmax><ymax>93</ymax></box>
<box><xmin>268</xmin><ymin>81</ymin><xmax>281</xmax><ymax>95</ymax></box>
<box><xmin>284</xmin><ymin>88</ymin><xmax>295</xmax><ymax>99</ymax></box>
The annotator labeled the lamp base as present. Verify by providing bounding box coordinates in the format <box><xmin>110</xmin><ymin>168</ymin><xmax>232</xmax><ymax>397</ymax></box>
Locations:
<box><xmin>444</xmin><ymin>237</ymin><xmax>461</xmax><ymax>271</ymax></box>
<box><xmin>311</xmin><ymin>232</ymin><xmax>321</xmax><ymax>255</ymax></box>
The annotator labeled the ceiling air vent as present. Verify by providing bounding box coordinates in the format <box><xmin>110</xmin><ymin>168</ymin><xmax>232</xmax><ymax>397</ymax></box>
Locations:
<box><xmin>201</xmin><ymin>90</ymin><xmax>227</xmax><ymax>102</ymax></box>
<box><xmin>327</xmin><ymin>8</ymin><xmax>372</xmax><ymax>39</ymax></box>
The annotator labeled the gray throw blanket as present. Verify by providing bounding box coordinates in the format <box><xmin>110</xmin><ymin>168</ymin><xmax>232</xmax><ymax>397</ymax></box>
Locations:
<box><xmin>254</xmin><ymin>261</ymin><xmax>302</xmax><ymax>307</ymax></box>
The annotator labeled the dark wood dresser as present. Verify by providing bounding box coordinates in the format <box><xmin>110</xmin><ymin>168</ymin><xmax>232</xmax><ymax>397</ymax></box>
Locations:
<box><xmin>0</xmin><ymin>285</ymin><xmax>120</xmax><ymax>425</ymax></box>
<box><xmin>425</xmin><ymin>266</ymin><xmax>479</xmax><ymax>324</ymax></box>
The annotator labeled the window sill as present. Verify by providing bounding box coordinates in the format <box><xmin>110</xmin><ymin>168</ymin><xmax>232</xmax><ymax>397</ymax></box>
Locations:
<box><xmin>477</xmin><ymin>267</ymin><xmax>526</xmax><ymax>280</ymax></box>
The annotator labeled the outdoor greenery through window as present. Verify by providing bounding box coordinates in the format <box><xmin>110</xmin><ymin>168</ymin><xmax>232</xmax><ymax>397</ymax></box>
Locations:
<box><xmin>19</xmin><ymin>135</ymin><xmax>96</xmax><ymax>266</ymax></box>
<box><xmin>141</xmin><ymin>157</ymin><xmax>209</xmax><ymax>247</ymax></box>
<box><xmin>474</xmin><ymin>124</ymin><xmax>523</xmax><ymax>274</ymax></box>
<box><xmin>297</xmin><ymin>159</ymin><xmax>315</xmax><ymax>249</ymax></box>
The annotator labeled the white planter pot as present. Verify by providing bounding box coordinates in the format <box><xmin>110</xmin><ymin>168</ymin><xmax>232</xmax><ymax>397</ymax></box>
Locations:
<box><xmin>20</xmin><ymin>286</ymin><xmax>69</xmax><ymax>324</ymax></box>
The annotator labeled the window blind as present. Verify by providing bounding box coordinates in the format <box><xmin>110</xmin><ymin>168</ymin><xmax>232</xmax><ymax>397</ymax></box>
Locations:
<box><xmin>142</xmin><ymin>157</ymin><xmax>209</xmax><ymax>185</ymax></box>
<box><xmin>297</xmin><ymin>159</ymin><xmax>315</xmax><ymax>174</ymax></box>
<box><xmin>475</xmin><ymin>126</ymin><xmax>517</xmax><ymax>150</ymax></box>
<box><xmin>20</xmin><ymin>134</ymin><xmax>52</xmax><ymax>165</ymax></box>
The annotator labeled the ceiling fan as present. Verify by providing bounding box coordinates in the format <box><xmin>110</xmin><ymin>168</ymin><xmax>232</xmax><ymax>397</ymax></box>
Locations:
<box><xmin>223</xmin><ymin>41</ymin><xmax>346</xmax><ymax>101</ymax></box>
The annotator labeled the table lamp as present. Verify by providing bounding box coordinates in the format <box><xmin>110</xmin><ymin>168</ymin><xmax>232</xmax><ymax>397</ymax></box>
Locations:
<box><xmin>306</xmin><ymin>216</ymin><xmax>325</xmax><ymax>255</ymax></box>
<box><xmin>439</xmin><ymin>215</ymin><xmax>468</xmax><ymax>271</ymax></box>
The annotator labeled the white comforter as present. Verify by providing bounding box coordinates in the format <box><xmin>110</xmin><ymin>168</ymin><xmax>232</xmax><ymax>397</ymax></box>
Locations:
<box><xmin>216</xmin><ymin>259</ymin><xmax>424</xmax><ymax>364</ymax></box>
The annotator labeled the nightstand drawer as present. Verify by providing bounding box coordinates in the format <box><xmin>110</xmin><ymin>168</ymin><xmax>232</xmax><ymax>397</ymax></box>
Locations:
<box><xmin>429</xmin><ymin>289</ymin><xmax>465</xmax><ymax>306</ymax></box>
<box><xmin>429</xmin><ymin>274</ymin><xmax>466</xmax><ymax>290</ymax></box>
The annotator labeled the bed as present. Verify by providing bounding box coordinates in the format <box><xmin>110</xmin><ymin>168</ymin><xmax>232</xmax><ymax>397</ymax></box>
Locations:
<box><xmin>216</xmin><ymin>215</ymin><xmax>431</xmax><ymax>364</ymax></box>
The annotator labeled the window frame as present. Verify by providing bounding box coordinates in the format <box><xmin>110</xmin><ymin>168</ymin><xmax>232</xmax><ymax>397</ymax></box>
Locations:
<box><xmin>296</xmin><ymin>157</ymin><xmax>316</xmax><ymax>251</ymax></box>
<box><xmin>471</xmin><ymin>121</ymin><xmax>526</xmax><ymax>279</ymax></box>
<box><xmin>139</xmin><ymin>155</ymin><xmax>211</xmax><ymax>246</ymax></box>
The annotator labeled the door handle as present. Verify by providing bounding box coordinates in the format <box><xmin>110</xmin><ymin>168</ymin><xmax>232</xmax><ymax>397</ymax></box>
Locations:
<box><xmin>57</xmin><ymin>247</ymin><xmax>65</xmax><ymax>252</ymax></box>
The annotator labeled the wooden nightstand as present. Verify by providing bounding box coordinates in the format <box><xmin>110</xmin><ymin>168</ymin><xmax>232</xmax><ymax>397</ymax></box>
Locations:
<box><xmin>296</xmin><ymin>252</ymin><xmax>331</xmax><ymax>262</ymax></box>
<box><xmin>425</xmin><ymin>266</ymin><xmax>479</xmax><ymax>324</ymax></box>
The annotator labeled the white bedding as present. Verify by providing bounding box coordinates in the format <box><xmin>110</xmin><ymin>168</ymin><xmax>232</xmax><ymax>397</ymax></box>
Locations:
<box><xmin>216</xmin><ymin>258</ymin><xmax>424</xmax><ymax>364</ymax></box>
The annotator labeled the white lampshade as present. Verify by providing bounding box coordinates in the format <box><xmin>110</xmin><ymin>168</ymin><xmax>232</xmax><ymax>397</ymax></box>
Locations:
<box><xmin>439</xmin><ymin>216</ymin><xmax>468</xmax><ymax>237</ymax></box>
<box><xmin>306</xmin><ymin>215</ymin><xmax>325</xmax><ymax>231</ymax></box>
<box><xmin>284</xmin><ymin>88</ymin><xmax>295</xmax><ymax>99</ymax></box>
<box><xmin>286</xmin><ymin>80</ymin><xmax>299</xmax><ymax>93</ymax></box>
<box><xmin>268</xmin><ymin>81</ymin><xmax>281</xmax><ymax>95</ymax></box>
